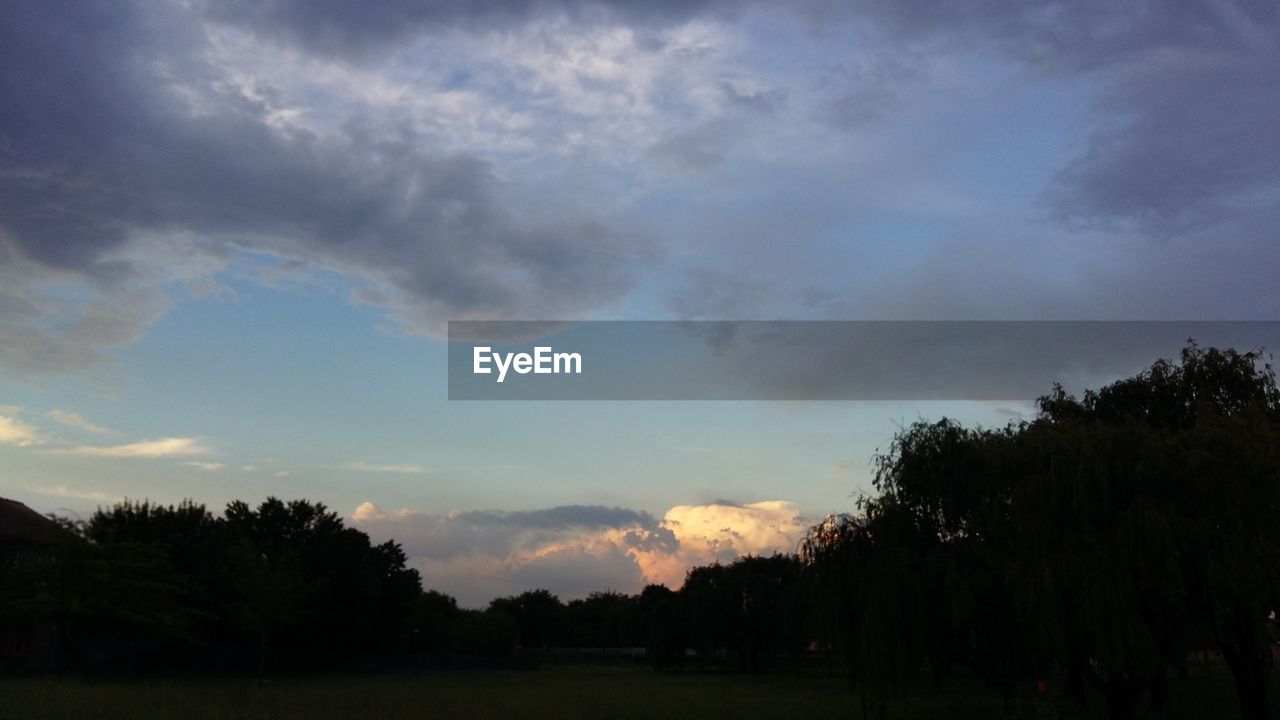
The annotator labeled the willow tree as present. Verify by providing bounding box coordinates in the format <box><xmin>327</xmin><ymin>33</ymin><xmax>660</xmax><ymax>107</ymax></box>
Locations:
<box><xmin>1037</xmin><ymin>343</ymin><xmax>1280</xmax><ymax>720</ymax></box>
<box><xmin>1010</xmin><ymin>415</ymin><xmax>1187</xmax><ymax>718</ymax></box>
<box><xmin>802</xmin><ymin>420</ymin><xmax>1027</xmax><ymax>710</ymax></box>
<box><xmin>806</xmin><ymin>343</ymin><xmax>1280</xmax><ymax>720</ymax></box>
<box><xmin>801</xmin><ymin>504</ymin><xmax>951</xmax><ymax>716</ymax></box>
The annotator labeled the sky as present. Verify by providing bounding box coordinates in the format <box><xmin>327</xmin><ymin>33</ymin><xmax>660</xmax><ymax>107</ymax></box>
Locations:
<box><xmin>1</xmin><ymin>0</ymin><xmax>1277</xmax><ymax>606</ymax></box>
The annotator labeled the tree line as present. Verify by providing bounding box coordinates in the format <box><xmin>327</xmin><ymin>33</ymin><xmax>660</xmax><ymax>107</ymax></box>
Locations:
<box><xmin>3</xmin><ymin>343</ymin><xmax>1279</xmax><ymax>719</ymax></box>
<box><xmin>1</xmin><ymin>495</ymin><xmax>811</xmax><ymax>677</ymax></box>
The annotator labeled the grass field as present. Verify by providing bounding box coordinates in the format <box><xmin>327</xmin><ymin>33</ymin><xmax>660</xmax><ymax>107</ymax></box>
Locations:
<box><xmin>0</xmin><ymin>663</ymin><xmax>1257</xmax><ymax>719</ymax></box>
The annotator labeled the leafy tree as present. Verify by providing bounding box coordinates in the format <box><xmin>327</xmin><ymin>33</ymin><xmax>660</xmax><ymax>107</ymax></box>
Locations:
<box><xmin>563</xmin><ymin>591</ymin><xmax>636</xmax><ymax>648</ymax></box>
<box><xmin>1038</xmin><ymin>344</ymin><xmax>1280</xmax><ymax>719</ymax></box>
<box><xmin>680</xmin><ymin>555</ymin><xmax>807</xmax><ymax>671</ymax></box>
<box><xmin>805</xmin><ymin>344</ymin><xmax>1280</xmax><ymax>720</ymax></box>
<box><xmin>1011</xmin><ymin>416</ymin><xmax>1186</xmax><ymax>717</ymax></box>
<box><xmin>636</xmin><ymin>584</ymin><xmax>685</xmax><ymax>670</ymax></box>
<box><xmin>71</xmin><ymin>497</ymin><xmax>422</xmax><ymax>676</ymax></box>
<box><xmin>489</xmin><ymin>589</ymin><xmax>565</xmax><ymax>648</ymax></box>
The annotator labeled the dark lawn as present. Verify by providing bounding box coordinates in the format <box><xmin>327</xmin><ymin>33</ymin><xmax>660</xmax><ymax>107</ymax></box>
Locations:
<box><xmin>0</xmin><ymin>661</ymin><xmax>1260</xmax><ymax>719</ymax></box>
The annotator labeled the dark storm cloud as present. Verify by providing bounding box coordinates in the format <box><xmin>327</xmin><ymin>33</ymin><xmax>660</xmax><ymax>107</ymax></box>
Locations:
<box><xmin>846</xmin><ymin>0</ymin><xmax>1280</xmax><ymax>239</ymax></box>
<box><xmin>840</xmin><ymin>0</ymin><xmax>1274</xmax><ymax>69</ymax></box>
<box><xmin>689</xmin><ymin>0</ymin><xmax>1278</xmax><ymax>319</ymax></box>
<box><xmin>204</xmin><ymin>0</ymin><xmax>1277</xmax><ymax>74</ymax></box>
<box><xmin>200</xmin><ymin>0</ymin><xmax>735</xmax><ymax>58</ymax></box>
<box><xmin>2</xmin><ymin>0</ymin><xmax>1277</xmax><ymax>378</ymax></box>
<box><xmin>0</xmin><ymin>1</ymin><xmax>646</xmax><ymax>375</ymax></box>
<box><xmin>1045</xmin><ymin>54</ymin><xmax>1280</xmax><ymax>235</ymax></box>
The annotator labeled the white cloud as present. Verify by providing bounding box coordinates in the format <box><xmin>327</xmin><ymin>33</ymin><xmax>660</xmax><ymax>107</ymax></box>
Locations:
<box><xmin>472</xmin><ymin>18</ymin><xmax>734</xmax><ymax>158</ymax></box>
<box><xmin>29</xmin><ymin>483</ymin><xmax>120</xmax><ymax>503</ymax></box>
<box><xmin>46</xmin><ymin>408</ymin><xmax>113</xmax><ymax>434</ymax></box>
<box><xmin>0</xmin><ymin>413</ymin><xmax>43</xmax><ymax>447</ymax></box>
<box><xmin>354</xmin><ymin>501</ymin><xmax>402</xmax><ymax>522</ymax></box>
<box><xmin>184</xmin><ymin>461</ymin><xmax>225</xmax><ymax>471</ymax></box>
<box><xmin>345</xmin><ymin>461</ymin><xmax>427</xmax><ymax>474</ymax></box>
<box><xmin>54</xmin><ymin>437</ymin><xmax>209</xmax><ymax>458</ymax></box>
<box><xmin>638</xmin><ymin>500</ymin><xmax>809</xmax><ymax>585</ymax></box>
<box><xmin>663</xmin><ymin>500</ymin><xmax>805</xmax><ymax>555</ymax></box>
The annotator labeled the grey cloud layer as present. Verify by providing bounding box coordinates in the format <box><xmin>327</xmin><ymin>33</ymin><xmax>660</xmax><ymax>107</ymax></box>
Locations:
<box><xmin>670</xmin><ymin>0</ymin><xmax>1280</xmax><ymax>319</ymax></box>
<box><xmin>201</xmin><ymin>0</ymin><xmax>733</xmax><ymax>57</ymax></box>
<box><xmin>2</xmin><ymin>0</ymin><xmax>1277</xmax><ymax>377</ymax></box>
<box><xmin>0</xmin><ymin>1</ymin><xmax>644</xmax><ymax>375</ymax></box>
<box><xmin>865</xmin><ymin>0</ymin><xmax>1280</xmax><ymax>237</ymax></box>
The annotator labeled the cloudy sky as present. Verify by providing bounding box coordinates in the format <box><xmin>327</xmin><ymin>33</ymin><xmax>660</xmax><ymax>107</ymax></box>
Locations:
<box><xmin>1</xmin><ymin>1</ymin><xmax>1276</xmax><ymax>606</ymax></box>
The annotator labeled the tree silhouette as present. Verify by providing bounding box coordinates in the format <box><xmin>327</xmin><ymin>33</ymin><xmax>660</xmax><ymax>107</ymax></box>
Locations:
<box><xmin>803</xmin><ymin>344</ymin><xmax>1280</xmax><ymax>720</ymax></box>
<box><xmin>489</xmin><ymin>589</ymin><xmax>565</xmax><ymax>649</ymax></box>
<box><xmin>1037</xmin><ymin>344</ymin><xmax>1280</xmax><ymax>719</ymax></box>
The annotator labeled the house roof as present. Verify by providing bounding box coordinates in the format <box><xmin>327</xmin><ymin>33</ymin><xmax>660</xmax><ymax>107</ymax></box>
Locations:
<box><xmin>0</xmin><ymin>497</ymin><xmax>71</xmax><ymax>545</ymax></box>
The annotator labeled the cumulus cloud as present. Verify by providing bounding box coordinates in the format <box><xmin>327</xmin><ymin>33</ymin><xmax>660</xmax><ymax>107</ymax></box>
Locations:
<box><xmin>352</xmin><ymin>499</ymin><xmax>810</xmax><ymax>606</ymax></box>
<box><xmin>665</xmin><ymin>500</ymin><xmax>807</xmax><ymax>554</ymax></box>
<box><xmin>0</xmin><ymin>413</ymin><xmax>43</xmax><ymax>447</ymax></box>
<box><xmin>54</xmin><ymin>437</ymin><xmax>210</xmax><ymax>459</ymax></box>
<box><xmin>631</xmin><ymin>501</ymin><xmax>809</xmax><ymax>586</ymax></box>
<box><xmin>46</xmin><ymin>409</ymin><xmax>113</xmax><ymax>435</ymax></box>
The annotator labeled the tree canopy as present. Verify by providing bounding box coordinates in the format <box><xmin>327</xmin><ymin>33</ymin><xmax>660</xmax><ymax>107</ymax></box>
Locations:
<box><xmin>803</xmin><ymin>343</ymin><xmax>1280</xmax><ymax>719</ymax></box>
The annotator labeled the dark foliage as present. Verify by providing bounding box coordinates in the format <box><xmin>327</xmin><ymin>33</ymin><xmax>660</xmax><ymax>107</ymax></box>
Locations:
<box><xmin>803</xmin><ymin>343</ymin><xmax>1280</xmax><ymax>719</ymax></box>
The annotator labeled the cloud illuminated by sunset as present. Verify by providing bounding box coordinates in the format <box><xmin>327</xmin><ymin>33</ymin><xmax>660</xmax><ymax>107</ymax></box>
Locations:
<box><xmin>352</xmin><ymin>499</ymin><xmax>810</xmax><ymax>605</ymax></box>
